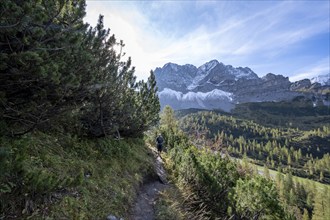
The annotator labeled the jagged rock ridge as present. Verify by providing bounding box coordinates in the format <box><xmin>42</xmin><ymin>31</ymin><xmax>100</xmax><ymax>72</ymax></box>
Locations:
<box><xmin>154</xmin><ymin>60</ymin><xmax>329</xmax><ymax>111</ymax></box>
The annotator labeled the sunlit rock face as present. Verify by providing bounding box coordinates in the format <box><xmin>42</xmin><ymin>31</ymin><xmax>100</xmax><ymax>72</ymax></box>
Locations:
<box><xmin>154</xmin><ymin>60</ymin><xmax>330</xmax><ymax>111</ymax></box>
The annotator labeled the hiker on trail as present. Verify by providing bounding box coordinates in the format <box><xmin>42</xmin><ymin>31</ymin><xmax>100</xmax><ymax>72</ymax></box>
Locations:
<box><xmin>156</xmin><ymin>134</ymin><xmax>164</xmax><ymax>155</ymax></box>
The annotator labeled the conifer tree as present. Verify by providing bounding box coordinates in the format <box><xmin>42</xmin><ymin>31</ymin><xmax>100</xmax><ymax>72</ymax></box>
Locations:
<box><xmin>319</xmin><ymin>171</ymin><xmax>324</xmax><ymax>182</ymax></box>
<box><xmin>134</xmin><ymin>71</ymin><xmax>160</xmax><ymax>131</ymax></box>
<box><xmin>264</xmin><ymin>165</ymin><xmax>270</xmax><ymax>179</ymax></box>
<box><xmin>1</xmin><ymin>0</ymin><xmax>89</xmax><ymax>135</ymax></box>
<box><xmin>79</xmin><ymin>14</ymin><xmax>125</xmax><ymax>137</ymax></box>
<box><xmin>160</xmin><ymin>105</ymin><xmax>178</xmax><ymax>132</ymax></box>
<box><xmin>232</xmin><ymin>175</ymin><xmax>284</xmax><ymax>219</ymax></box>
<box><xmin>1</xmin><ymin>0</ymin><xmax>160</xmax><ymax>138</ymax></box>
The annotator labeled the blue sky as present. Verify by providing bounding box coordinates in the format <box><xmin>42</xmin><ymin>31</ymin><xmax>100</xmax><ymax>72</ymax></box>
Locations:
<box><xmin>85</xmin><ymin>1</ymin><xmax>329</xmax><ymax>82</ymax></box>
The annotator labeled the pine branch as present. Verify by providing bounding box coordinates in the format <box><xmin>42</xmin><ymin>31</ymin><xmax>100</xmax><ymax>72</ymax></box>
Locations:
<box><xmin>0</xmin><ymin>21</ymin><xmax>20</xmax><ymax>29</ymax></box>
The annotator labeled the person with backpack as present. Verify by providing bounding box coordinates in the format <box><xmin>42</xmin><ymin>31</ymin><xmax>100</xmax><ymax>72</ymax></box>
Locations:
<box><xmin>156</xmin><ymin>134</ymin><xmax>164</xmax><ymax>155</ymax></box>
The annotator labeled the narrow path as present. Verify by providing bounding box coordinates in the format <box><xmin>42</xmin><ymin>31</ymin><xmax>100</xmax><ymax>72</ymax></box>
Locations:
<box><xmin>130</xmin><ymin>153</ymin><xmax>168</xmax><ymax>220</ymax></box>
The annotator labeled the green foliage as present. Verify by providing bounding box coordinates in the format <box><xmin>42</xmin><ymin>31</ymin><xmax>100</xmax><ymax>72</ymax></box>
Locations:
<box><xmin>160</xmin><ymin>106</ymin><xmax>286</xmax><ymax>219</ymax></box>
<box><xmin>0</xmin><ymin>0</ymin><xmax>160</xmax><ymax>138</ymax></box>
<box><xmin>0</xmin><ymin>1</ymin><xmax>161</xmax><ymax>218</ymax></box>
<box><xmin>157</xmin><ymin>105</ymin><xmax>187</xmax><ymax>151</ymax></box>
<box><xmin>174</xmin><ymin>147</ymin><xmax>239</xmax><ymax>217</ymax></box>
<box><xmin>303</xmin><ymin>208</ymin><xmax>310</xmax><ymax>220</ymax></box>
<box><xmin>179</xmin><ymin>110</ymin><xmax>330</xmax><ymax>183</ymax></box>
<box><xmin>1</xmin><ymin>0</ymin><xmax>90</xmax><ymax>135</ymax></box>
<box><xmin>159</xmin><ymin>106</ymin><xmax>330</xmax><ymax>219</ymax></box>
<box><xmin>160</xmin><ymin>105</ymin><xmax>178</xmax><ymax>132</ymax></box>
<box><xmin>231</xmin><ymin>175</ymin><xmax>284</xmax><ymax>219</ymax></box>
<box><xmin>135</xmin><ymin>71</ymin><xmax>160</xmax><ymax>131</ymax></box>
<box><xmin>162</xmin><ymin>128</ymin><xmax>282</xmax><ymax>219</ymax></box>
<box><xmin>0</xmin><ymin>132</ymin><xmax>154</xmax><ymax>219</ymax></box>
<box><xmin>312</xmin><ymin>187</ymin><xmax>330</xmax><ymax>220</ymax></box>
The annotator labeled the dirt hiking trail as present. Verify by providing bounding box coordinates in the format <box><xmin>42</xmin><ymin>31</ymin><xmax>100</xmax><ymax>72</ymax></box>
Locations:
<box><xmin>129</xmin><ymin>151</ymin><xmax>168</xmax><ymax>220</ymax></box>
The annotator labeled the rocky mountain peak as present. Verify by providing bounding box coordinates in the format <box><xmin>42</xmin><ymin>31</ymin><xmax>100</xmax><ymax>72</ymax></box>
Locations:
<box><xmin>163</xmin><ymin>62</ymin><xmax>180</xmax><ymax>72</ymax></box>
<box><xmin>290</xmin><ymin>79</ymin><xmax>312</xmax><ymax>91</ymax></box>
<box><xmin>154</xmin><ymin>59</ymin><xmax>329</xmax><ymax>111</ymax></box>
<box><xmin>262</xmin><ymin>73</ymin><xmax>287</xmax><ymax>81</ymax></box>
<box><xmin>198</xmin><ymin>59</ymin><xmax>220</xmax><ymax>73</ymax></box>
<box><xmin>311</xmin><ymin>74</ymin><xmax>330</xmax><ymax>86</ymax></box>
<box><xmin>154</xmin><ymin>62</ymin><xmax>198</xmax><ymax>92</ymax></box>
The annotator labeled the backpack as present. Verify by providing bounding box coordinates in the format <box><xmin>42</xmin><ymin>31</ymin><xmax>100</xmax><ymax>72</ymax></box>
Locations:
<box><xmin>156</xmin><ymin>136</ymin><xmax>164</xmax><ymax>145</ymax></box>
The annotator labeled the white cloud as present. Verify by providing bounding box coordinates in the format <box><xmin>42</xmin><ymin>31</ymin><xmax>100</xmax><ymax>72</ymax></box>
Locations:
<box><xmin>84</xmin><ymin>2</ymin><xmax>164</xmax><ymax>79</ymax></box>
<box><xmin>289</xmin><ymin>57</ymin><xmax>330</xmax><ymax>82</ymax></box>
<box><xmin>84</xmin><ymin>1</ymin><xmax>329</xmax><ymax>81</ymax></box>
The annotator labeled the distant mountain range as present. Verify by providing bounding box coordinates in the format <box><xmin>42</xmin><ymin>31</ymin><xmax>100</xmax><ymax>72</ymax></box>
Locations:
<box><xmin>154</xmin><ymin>60</ymin><xmax>329</xmax><ymax>111</ymax></box>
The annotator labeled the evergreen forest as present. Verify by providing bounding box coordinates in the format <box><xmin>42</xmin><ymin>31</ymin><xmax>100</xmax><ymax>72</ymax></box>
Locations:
<box><xmin>156</xmin><ymin>105</ymin><xmax>330</xmax><ymax>220</ymax></box>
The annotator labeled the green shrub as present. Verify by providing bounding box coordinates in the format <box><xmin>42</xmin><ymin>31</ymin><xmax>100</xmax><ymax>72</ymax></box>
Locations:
<box><xmin>230</xmin><ymin>175</ymin><xmax>284</xmax><ymax>219</ymax></box>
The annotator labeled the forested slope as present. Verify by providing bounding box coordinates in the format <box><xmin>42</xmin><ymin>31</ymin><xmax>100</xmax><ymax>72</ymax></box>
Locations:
<box><xmin>179</xmin><ymin>106</ymin><xmax>330</xmax><ymax>183</ymax></box>
<box><xmin>156</xmin><ymin>106</ymin><xmax>330</xmax><ymax>220</ymax></box>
